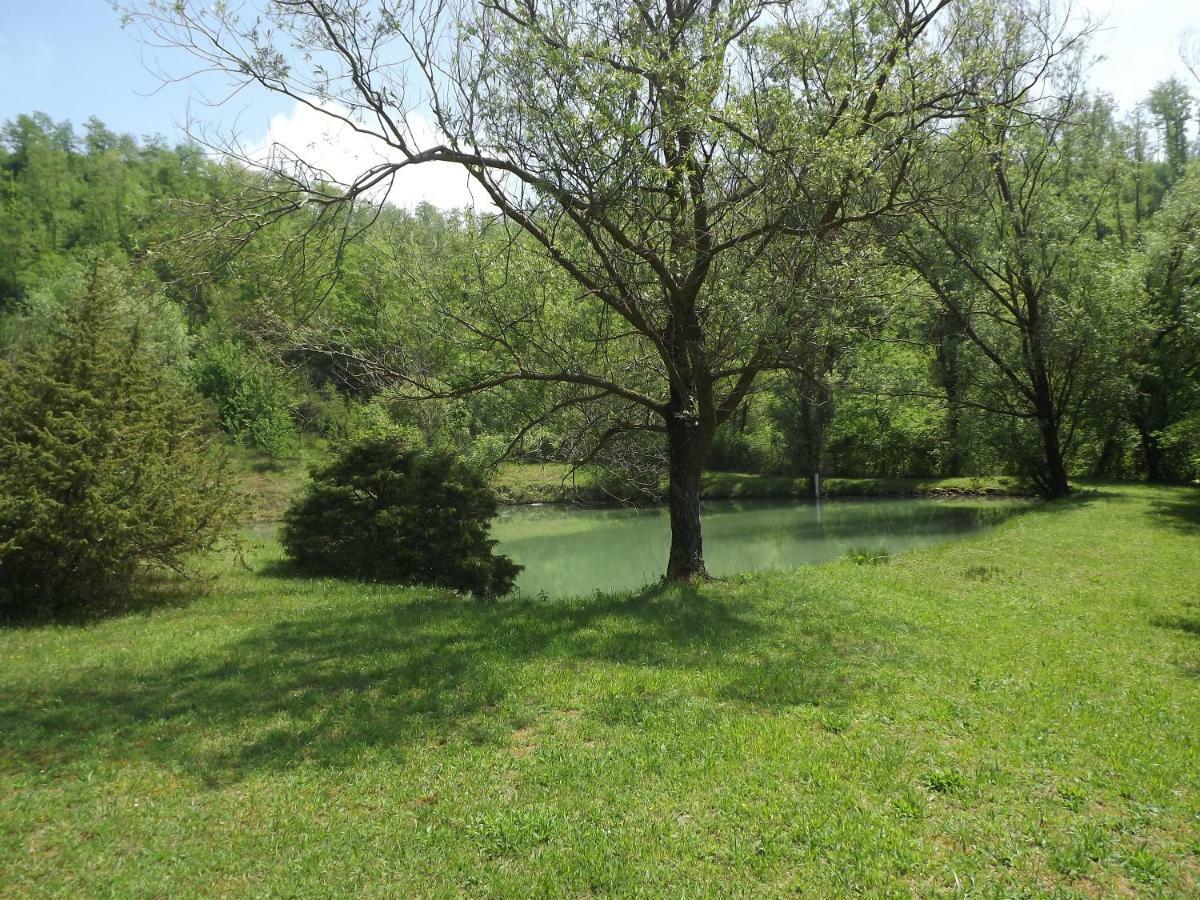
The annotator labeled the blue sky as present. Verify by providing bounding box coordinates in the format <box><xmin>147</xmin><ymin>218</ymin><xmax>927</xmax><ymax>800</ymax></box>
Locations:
<box><xmin>2</xmin><ymin>0</ymin><xmax>1196</xmax><ymax>140</ymax></box>
<box><xmin>0</xmin><ymin>0</ymin><xmax>290</xmax><ymax>142</ymax></box>
<box><xmin>0</xmin><ymin>0</ymin><xmax>1196</xmax><ymax>207</ymax></box>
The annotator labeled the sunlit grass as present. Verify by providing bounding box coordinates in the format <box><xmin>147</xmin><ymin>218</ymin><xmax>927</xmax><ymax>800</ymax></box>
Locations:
<box><xmin>2</xmin><ymin>484</ymin><xmax>1198</xmax><ymax>894</ymax></box>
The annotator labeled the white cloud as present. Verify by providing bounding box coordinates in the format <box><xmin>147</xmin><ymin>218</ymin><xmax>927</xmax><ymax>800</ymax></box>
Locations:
<box><xmin>242</xmin><ymin>3</ymin><xmax>1200</xmax><ymax>207</ymax></box>
<box><xmin>247</xmin><ymin>100</ymin><xmax>488</xmax><ymax>211</ymax></box>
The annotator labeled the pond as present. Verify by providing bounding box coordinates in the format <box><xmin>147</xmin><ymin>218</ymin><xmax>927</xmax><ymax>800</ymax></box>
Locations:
<box><xmin>492</xmin><ymin>497</ymin><xmax>1024</xmax><ymax>598</ymax></box>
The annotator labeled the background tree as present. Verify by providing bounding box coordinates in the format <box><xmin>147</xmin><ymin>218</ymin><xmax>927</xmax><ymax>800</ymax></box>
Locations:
<box><xmin>1128</xmin><ymin>162</ymin><xmax>1200</xmax><ymax>481</ymax></box>
<box><xmin>1147</xmin><ymin>78</ymin><xmax>1193</xmax><ymax>185</ymax></box>
<box><xmin>0</xmin><ymin>264</ymin><xmax>240</xmax><ymax>618</ymax></box>
<box><xmin>124</xmin><ymin>0</ymin><xmax>1064</xmax><ymax>580</ymax></box>
<box><xmin>889</xmin><ymin>63</ymin><xmax>1142</xmax><ymax>497</ymax></box>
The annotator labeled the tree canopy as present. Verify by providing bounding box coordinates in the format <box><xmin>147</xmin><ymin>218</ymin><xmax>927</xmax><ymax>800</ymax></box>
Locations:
<box><xmin>2</xmin><ymin>0</ymin><xmax>1199</xmax><ymax>588</ymax></box>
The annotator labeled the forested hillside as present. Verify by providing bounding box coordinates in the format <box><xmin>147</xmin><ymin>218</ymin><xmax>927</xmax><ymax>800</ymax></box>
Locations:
<box><xmin>2</xmin><ymin>76</ymin><xmax>1198</xmax><ymax>491</ymax></box>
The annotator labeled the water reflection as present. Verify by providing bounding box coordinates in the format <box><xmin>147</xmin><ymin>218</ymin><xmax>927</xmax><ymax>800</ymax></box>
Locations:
<box><xmin>493</xmin><ymin>497</ymin><xmax>1022</xmax><ymax>598</ymax></box>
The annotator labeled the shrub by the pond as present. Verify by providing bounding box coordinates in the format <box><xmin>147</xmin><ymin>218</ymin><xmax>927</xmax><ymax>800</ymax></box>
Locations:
<box><xmin>0</xmin><ymin>266</ymin><xmax>241</xmax><ymax>619</ymax></box>
<box><xmin>280</xmin><ymin>439</ymin><xmax>521</xmax><ymax>598</ymax></box>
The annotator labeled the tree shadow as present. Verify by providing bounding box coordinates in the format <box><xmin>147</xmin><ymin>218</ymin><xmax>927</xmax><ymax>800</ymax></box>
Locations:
<box><xmin>1043</xmin><ymin>486</ymin><xmax>1108</xmax><ymax>507</ymax></box>
<box><xmin>0</xmin><ymin>575</ymin><xmax>206</xmax><ymax>629</ymax></box>
<box><xmin>0</xmin><ymin>578</ymin><xmax>905</xmax><ymax>785</ymax></box>
<box><xmin>1148</xmin><ymin>489</ymin><xmax>1200</xmax><ymax>534</ymax></box>
<box><xmin>1150</xmin><ymin>614</ymin><xmax>1200</xmax><ymax>679</ymax></box>
<box><xmin>990</xmin><ymin>486</ymin><xmax>1105</xmax><ymax>523</ymax></box>
<box><xmin>1150</xmin><ymin>615</ymin><xmax>1200</xmax><ymax>638</ymax></box>
<box><xmin>256</xmin><ymin>557</ymin><xmax>310</xmax><ymax>580</ymax></box>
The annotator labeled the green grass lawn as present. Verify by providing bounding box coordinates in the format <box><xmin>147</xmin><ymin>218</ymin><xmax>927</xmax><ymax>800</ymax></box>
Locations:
<box><xmin>2</xmin><ymin>485</ymin><xmax>1199</xmax><ymax>895</ymax></box>
<box><xmin>224</xmin><ymin>442</ymin><xmax>329</xmax><ymax>523</ymax></box>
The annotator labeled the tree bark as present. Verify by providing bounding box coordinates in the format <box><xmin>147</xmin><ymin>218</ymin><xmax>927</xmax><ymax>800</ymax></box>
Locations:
<box><xmin>1137</xmin><ymin>422</ymin><xmax>1165</xmax><ymax>482</ymax></box>
<box><xmin>1028</xmin><ymin>312</ymin><xmax>1070</xmax><ymax>499</ymax></box>
<box><xmin>665</xmin><ymin>414</ymin><xmax>710</xmax><ymax>582</ymax></box>
<box><xmin>1037</xmin><ymin>413</ymin><xmax>1071</xmax><ymax>499</ymax></box>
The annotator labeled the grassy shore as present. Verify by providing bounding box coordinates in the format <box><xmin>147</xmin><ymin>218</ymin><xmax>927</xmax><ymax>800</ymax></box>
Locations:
<box><xmin>225</xmin><ymin>445</ymin><xmax>1029</xmax><ymax>516</ymax></box>
<box><xmin>493</xmin><ymin>461</ymin><xmax>1027</xmax><ymax>505</ymax></box>
<box><xmin>2</xmin><ymin>484</ymin><xmax>1199</xmax><ymax>895</ymax></box>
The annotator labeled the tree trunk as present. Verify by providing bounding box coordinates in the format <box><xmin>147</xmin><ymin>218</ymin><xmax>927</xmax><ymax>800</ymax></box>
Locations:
<box><xmin>665</xmin><ymin>415</ymin><xmax>709</xmax><ymax>582</ymax></box>
<box><xmin>1037</xmin><ymin>414</ymin><xmax>1071</xmax><ymax>499</ymax></box>
<box><xmin>1092</xmin><ymin>431</ymin><xmax>1122</xmax><ymax>478</ymax></box>
<box><xmin>944</xmin><ymin>404</ymin><xmax>963</xmax><ymax>477</ymax></box>
<box><xmin>1132</xmin><ymin>393</ymin><xmax>1167</xmax><ymax>481</ymax></box>
<box><xmin>805</xmin><ymin>378</ymin><xmax>833</xmax><ymax>499</ymax></box>
<box><xmin>933</xmin><ymin>314</ymin><xmax>966</xmax><ymax>477</ymax></box>
<box><xmin>1139</xmin><ymin>425</ymin><xmax>1164</xmax><ymax>482</ymax></box>
<box><xmin>1028</xmin><ymin>321</ymin><xmax>1069</xmax><ymax>499</ymax></box>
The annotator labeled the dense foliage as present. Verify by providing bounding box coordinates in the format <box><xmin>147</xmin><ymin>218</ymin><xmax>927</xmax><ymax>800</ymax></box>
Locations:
<box><xmin>192</xmin><ymin>337</ymin><xmax>297</xmax><ymax>456</ymax></box>
<box><xmin>280</xmin><ymin>439</ymin><xmax>521</xmax><ymax>598</ymax></box>
<box><xmin>2</xmin><ymin>85</ymin><xmax>1198</xmax><ymax>500</ymax></box>
<box><xmin>3</xmin><ymin>5</ymin><xmax>1200</xmax><ymax>584</ymax></box>
<box><xmin>0</xmin><ymin>265</ymin><xmax>240</xmax><ymax>618</ymax></box>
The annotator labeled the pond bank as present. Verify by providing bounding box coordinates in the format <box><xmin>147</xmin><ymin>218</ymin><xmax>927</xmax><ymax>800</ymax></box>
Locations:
<box><xmin>492</xmin><ymin>462</ymin><xmax>1030</xmax><ymax>505</ymax></box>
<box><xmin>229</xmin><ymin>448</ymin><xmax>1032</xmax><ymax>523</ymax></box>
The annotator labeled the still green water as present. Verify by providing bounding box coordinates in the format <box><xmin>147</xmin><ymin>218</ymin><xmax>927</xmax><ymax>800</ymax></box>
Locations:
<box><xmin>493</xmin><ymin>497</ymin><xmax>1022</xmax><ymax>597</ymax></box>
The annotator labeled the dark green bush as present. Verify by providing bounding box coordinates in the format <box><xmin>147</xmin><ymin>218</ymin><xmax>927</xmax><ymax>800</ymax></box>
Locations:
<box><xmin>280</xmin><ymin>439</ymin><xmax>521</xmax><ymax>598</ymax></box>
<box><xmin>0</xmin><ymin>266</ymin><xmax>241</xmax><ymax>619</ymax></box>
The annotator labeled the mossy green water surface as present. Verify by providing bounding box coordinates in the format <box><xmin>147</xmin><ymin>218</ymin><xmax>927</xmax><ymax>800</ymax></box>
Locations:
<box><xmin>495</xmin><ymin>497</ymin><xmax>1025</xmax><ymax>597</ymax></box>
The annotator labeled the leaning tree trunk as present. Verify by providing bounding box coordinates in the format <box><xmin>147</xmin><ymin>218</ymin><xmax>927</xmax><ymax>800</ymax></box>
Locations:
<box><xmin>665</xmin><ymin>413</ymin><xmax>711</xmax><ymax>582</ymax></box>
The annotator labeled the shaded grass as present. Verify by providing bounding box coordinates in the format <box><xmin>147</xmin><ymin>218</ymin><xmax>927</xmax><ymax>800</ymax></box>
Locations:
<box><xmin>1150</xmin><ymin>486</ymin><xmax>1200</xmax><ymax>534</ymax></box>
<box><xmin>3</xmin><ymin>485</ymin><xmax>1199</xmax><ymax>895</ymax></box>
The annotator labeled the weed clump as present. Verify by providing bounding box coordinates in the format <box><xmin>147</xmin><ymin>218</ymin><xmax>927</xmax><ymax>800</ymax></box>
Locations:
<box><xmin>845</xmin><ymin>545</ymin><xmax>892</xmax><ymax>565</ymax></box>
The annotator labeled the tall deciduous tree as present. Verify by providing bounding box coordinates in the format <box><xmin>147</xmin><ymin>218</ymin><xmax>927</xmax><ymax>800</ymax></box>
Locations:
<box><xmin>1147</xmin><ymin>78</ymin><xmax>1193</xmax><ymax>185</ymax></box>
<box><xmin>125</xmin><ymin>0</ymin><xmax>1065</xmax><ymax>579</ymax></box>
<box><xmin>890</xmin><ymin>78</ymin><xmax>1141</xmax><ymax>497</ymax></box>
<box><xmin>1130</xmin><ymin>163</ymin><xmax>1200</xmax><ymax>481</ymax></box>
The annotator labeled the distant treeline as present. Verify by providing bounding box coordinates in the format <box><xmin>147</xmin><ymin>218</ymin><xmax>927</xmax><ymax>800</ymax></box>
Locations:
<box><xmin>1</xmin><ymin>94</ymin><xmax>1198</xmax><ymax>485</ymax></box>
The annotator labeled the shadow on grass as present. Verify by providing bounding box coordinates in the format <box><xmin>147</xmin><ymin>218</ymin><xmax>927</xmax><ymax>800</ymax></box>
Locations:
<box><xmin>256</xmin><ymin>556</ymin><xmax>309</xmax><ymax>580</ymax></box>
<box><xmin>0</xmin><ymin>574</ymin><xmax>213</xmax><ymax>630</ymax></box>
<box><xmin>1148</xmin><ymin>488</ymin><xmax>1200</xmax><ymax>534</ymax></box>
<box><xmin>1151</xmin><ymin>615</ymin><xmax>1200</xmax><ymax>637</ymax></box>
<box><xmin>0</xmin><ymin>577</ymin><xmax>904</xmax><ymax>784</ymax></box>
<box><xmin>1016</xmin><ymin>486</ymin><xmax>1111</xmax><ymax>517</ymax></box>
